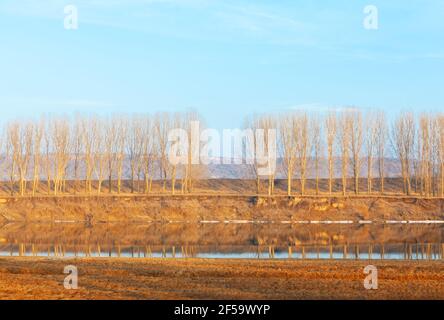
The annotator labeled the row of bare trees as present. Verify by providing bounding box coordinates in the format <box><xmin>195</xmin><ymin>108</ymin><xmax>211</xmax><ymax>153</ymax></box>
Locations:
<box><xmin>2</xmin><ymin>112</ymin><xmax>205</xmax><ymax>196</ymax></box>
<box><xmin>0</xmin><ymin>110</ymin><xmax>443</xmax><ymax>198</ymax></box>
<box><xmin>249</xmin><ymin>111</ymin><xmax>444</xmax><ymax>197</ymax></box>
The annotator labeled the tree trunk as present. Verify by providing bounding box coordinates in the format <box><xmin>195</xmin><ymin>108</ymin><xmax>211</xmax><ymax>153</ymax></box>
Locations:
<box><xmin>287</xmin><ymin>175</ymin><xmax>291</xmax><ymax>196</ymax></box>
<box><xmin>368</xmin><ymin>157</ymin><xmax>372</xmax><ymax>194</ymax></box>
<box><xmin>109</xmin><ymin>173</ymin><xmax>112</xmax><ymax>193</ymax></box>
<box><xmin>256</xmin><ymin>176</ymin><xmax>260</xmax><ymax>195</ymax></box>
<box><xmin>171</xmin><ymin>166</ymin><xmax>176</xmax><ymax>195</ymax></box>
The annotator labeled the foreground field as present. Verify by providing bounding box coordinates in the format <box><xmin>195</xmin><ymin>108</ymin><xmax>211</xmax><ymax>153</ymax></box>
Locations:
<box><xmin>0</xmin><ymin>258</ymin><xmax>442</xmax><ymax>300</ymax></box>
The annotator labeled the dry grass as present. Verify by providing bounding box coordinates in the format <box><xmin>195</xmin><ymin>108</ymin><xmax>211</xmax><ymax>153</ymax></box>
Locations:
<box><xmin>0</xmin><ymin>257</ymin><xmax>442</xmax><ymax>300</ymax></box>
<box><xmin>1</xmin><ymin>178</ymin><xmax>443</xmax><ymax>198</ymax></box>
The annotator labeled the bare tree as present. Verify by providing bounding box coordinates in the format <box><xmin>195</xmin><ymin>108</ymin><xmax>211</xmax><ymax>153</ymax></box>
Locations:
<box><xmin>93</xmin><ymin>120</ymin><xmax>107</xmax><ymax>194</ymax></box>
<box><xmin>295</xmin><ymin>113</ymin><xmax>310</xmax><ymax>196</ymax></box>
<box><xmin>0</xmin><ymin>128</ymin><xmax>6</xmax><ymax>194</ymax></box>
<box><xmin>391</xmin><ymin>113</ymin><xmax>416</xmax><ymax>195</ymax></box>
<box><xmin>183</xmin><ymin>111</ymin><xmax>201</xmax><ymax>194</ymax></box>
<box><xmin>430</xmin><ymin>117</ymin><xmax>440</xmax><ymax>196</ymax></box>
<box><xmin>6</xmin><ymin>123</ymin><xmax>19</xmax><ymax>196</ymax></box>
<box><xmin>103</xmin><ymin>117</ymin><xmax>119</xmax><ymax>194</ymax></box>
<box><xmin>325</xmin><ymin>113</ymin><xmax>337</xmax><ymax>195</ymax></box>
<box><xmin>279</xmin><ymin>114</ymin><xmax>297</xmax><ymax>196</ymax></box>
<box><xmin>5</xmin><ymin>140</ymin><xmax>14</xmax><ymax>195</ymax></box>
<box><xmin>243</xmin><ymin>114</ymin><xmax>262</xmax><ymax>195</ymax></box>
<box><xmin>338</xmin><ymin>114</ymin><xmax>350</xmax><ymax>196</ymax></box>
<box><xmin>52</xmin><ymin>118</ymin><xmax>71</xmax><ymax>195</ymax></box>
<box><xmin>155</xmin><ymin>113</ymin><xmax>172</xmax><ymax>192</ymax></box>
<box><xmin>71</xmin><ymin>115</ymin><xmax>83</xmax><ymax>195</ymax></box>
<box><xmin>438</xmin><ymin>114</ymin><xmax>444</xmax><ymax>198</ymax></box>
<box><xmin>127</xmin><ymin>116</ymin><xmax>144</xmax><ymax>194</ymax></box>
<box><xmin>21</xmin><ymin>123</ymin><xmax>33</xmax><ymax>196</ymax></box>
<box><xmin>140</xmin><ymin>115</ymin><xmax>154</xmax><ymax>194</ymax></box>
<box><xmin>169</xmin><ymin>113</ymin><xmax>183</xmax><ymax>195</ymax></box>
<box><xmin>43</xmin><ymin>120</ymin><xmax>53</xmax><ymax>195</ymax></box>
<box><xmin>375</xmin><ymin>112</ymin><xmax>387</xmax><ymax>194</ymax></box>
<box><xmin>82</xmin><ymin>117</ymin><xmax>98</xmax><ymax>194</ymax></box>
<box><xmin>7</xmin><ymin>122</ymin><xmax>34</xmax><ymax>196</ymax></box>
<box><xmin>0</xmin><ymin>128</ymin><xmax>5</xmax><ymax>195</ymax></box>
<box><xmin>260</xmin><ymin>115</ymin><xmax>276</xmax><ymax>196</ymax></box>
<box><xmin>116</xmin><ymin>117</ymin><xmax>127</xmax><ymax>194</ymax></box>
<box><xmin>32</xmin><ymin>119</ymin><xmax>44</xmax><ymax>196</ymax></box>
<box><xmin>365</xmin><ymin>113</ymin><xmax>378</xmax><ymax>194</ymax></box>
<box><xmin>311</xmin><ymin>116</ymin><xmax>322</xmax><ymax>195</ymax></box>
<box><xmin>418</xmin><ymin>115</ymin><xmax>432</xmax><ymax>196</ymax></box>
<box><xmin>347</xmin><ymin>111</ymin><xmax>364</xmax><ymax>195</ymax></box>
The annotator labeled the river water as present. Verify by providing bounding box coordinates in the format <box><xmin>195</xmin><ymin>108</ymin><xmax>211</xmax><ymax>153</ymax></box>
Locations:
<box><xmin>0</xmin><ymin>222</ymin><xmax>442</xmax><ymax>260</ymax></box>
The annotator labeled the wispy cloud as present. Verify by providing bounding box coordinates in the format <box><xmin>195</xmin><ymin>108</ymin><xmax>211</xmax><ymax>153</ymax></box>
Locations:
<box><xmin>212</xmin><ymin>3</ymin><xmax>316</xmax><ymax>45</ymax></box>
<box><xmin>0</xmin><ymin>0</ymin><xmax>208</xmax><ymax>17</ymax></box>
<box><xmin>215</xmin><ymin>4</ymin><xmax>309</xmax><ymax>32</ymax></box>
<box><xmin>1</xmin><ymin>97</ymin><xmax>117</xmax><ymax>108</ymax></box>
<box><xmin>0</xmin><ymin>0</ymin><xmax>315</xmax><ymax>45</ymax></box>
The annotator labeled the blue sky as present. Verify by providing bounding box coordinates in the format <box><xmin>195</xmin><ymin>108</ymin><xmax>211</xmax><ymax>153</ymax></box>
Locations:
<box><xmin>0</xmin><ymin>0</ymin><xmax>443</xmax><ymax>128</ymax></box>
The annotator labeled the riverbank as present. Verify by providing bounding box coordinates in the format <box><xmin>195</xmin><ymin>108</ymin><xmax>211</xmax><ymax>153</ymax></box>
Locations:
<box><xmin>0</xmin><ymin>194</ymin><xmax>442</xmax><ymax>223</ymax></box>
<box><xmin>0</xmin><ymin>258</ymin><xmax>442</xmax><ymax>300</ymax></box>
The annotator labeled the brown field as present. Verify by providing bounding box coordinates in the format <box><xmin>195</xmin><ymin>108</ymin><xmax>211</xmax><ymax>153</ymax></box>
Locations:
<box><xmin>0</xmin><ymin>257</ymin><xmax>442</xmax><ymax>300</ymax></box>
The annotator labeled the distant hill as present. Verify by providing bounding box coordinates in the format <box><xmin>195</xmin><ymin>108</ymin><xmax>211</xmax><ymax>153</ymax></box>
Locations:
<box><xmin>0</xmin><ymin>156</ymin><xmax>402</xmax><ymax>180</ymax></box>
<box><xmin>207</xmin><ymin>157</ymin><xmax>402</xmax><ymax>179</ymax></box>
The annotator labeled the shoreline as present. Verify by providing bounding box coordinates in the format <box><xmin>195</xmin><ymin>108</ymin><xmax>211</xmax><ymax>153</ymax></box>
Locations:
<box><xmin>0</xmin><ymin>194</ymin><xmax>442</xmax><ymax>223</ymax></box>
<box><xmin>0</xmin><ymin>257</ymin><xmax>442</xmax><ymax>300</ymax></box>
<box><xmin>49</xmin><ymin>219</ymin><xmax>444</xmax><ymax>224</ymax></box>
<box><xmin>1</xmin><ymin>192</ymin><xmax>444</xmax><ymax>199</ymax></box>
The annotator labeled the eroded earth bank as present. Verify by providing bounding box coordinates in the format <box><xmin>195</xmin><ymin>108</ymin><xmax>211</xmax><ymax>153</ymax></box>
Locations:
<box><xmin>0</xmin><ymin>195</ymin><xmax>442</xmax><ymax>223</ymax></box>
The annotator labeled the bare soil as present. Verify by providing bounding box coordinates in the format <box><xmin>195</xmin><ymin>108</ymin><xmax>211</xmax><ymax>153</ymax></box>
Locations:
<box><xmin>0</xmin><ymin>258</ymin><xmax>442</xmax><ymax>300</ymax></box>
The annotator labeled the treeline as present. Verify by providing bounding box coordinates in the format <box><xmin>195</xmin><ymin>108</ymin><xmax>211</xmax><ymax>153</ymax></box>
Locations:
<box><xmin>2</xmin><ymin>112</ymin><xmax>204</xmax><ymax>196</ymax></box>
<box><xmin>0</xmin><ymin>110</ymin><xmax>443</xmax><ymax>198</ymax></box>
<box><xmin>247</xmin><ymin>111</ymin><xmax>444</xmax><ymax>197</ymax></box>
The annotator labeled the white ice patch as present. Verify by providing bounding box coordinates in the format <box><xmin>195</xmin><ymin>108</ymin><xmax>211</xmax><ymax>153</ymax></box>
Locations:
<box><xmin>309</xmin><ymin>220</ymin><xmax>354</xmax><ymax>224</ymax></box>
<box><xmin>407</xmin><ymin>220</ymin><xmax>444</xmax><ymax>224</ymax></box>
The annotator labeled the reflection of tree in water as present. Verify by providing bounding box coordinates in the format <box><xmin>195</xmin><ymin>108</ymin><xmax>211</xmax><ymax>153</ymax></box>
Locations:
<box><xmin>0</xmin><ymin>223</ymin><xmax>442</xmax><ymax>247</ymax></box>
